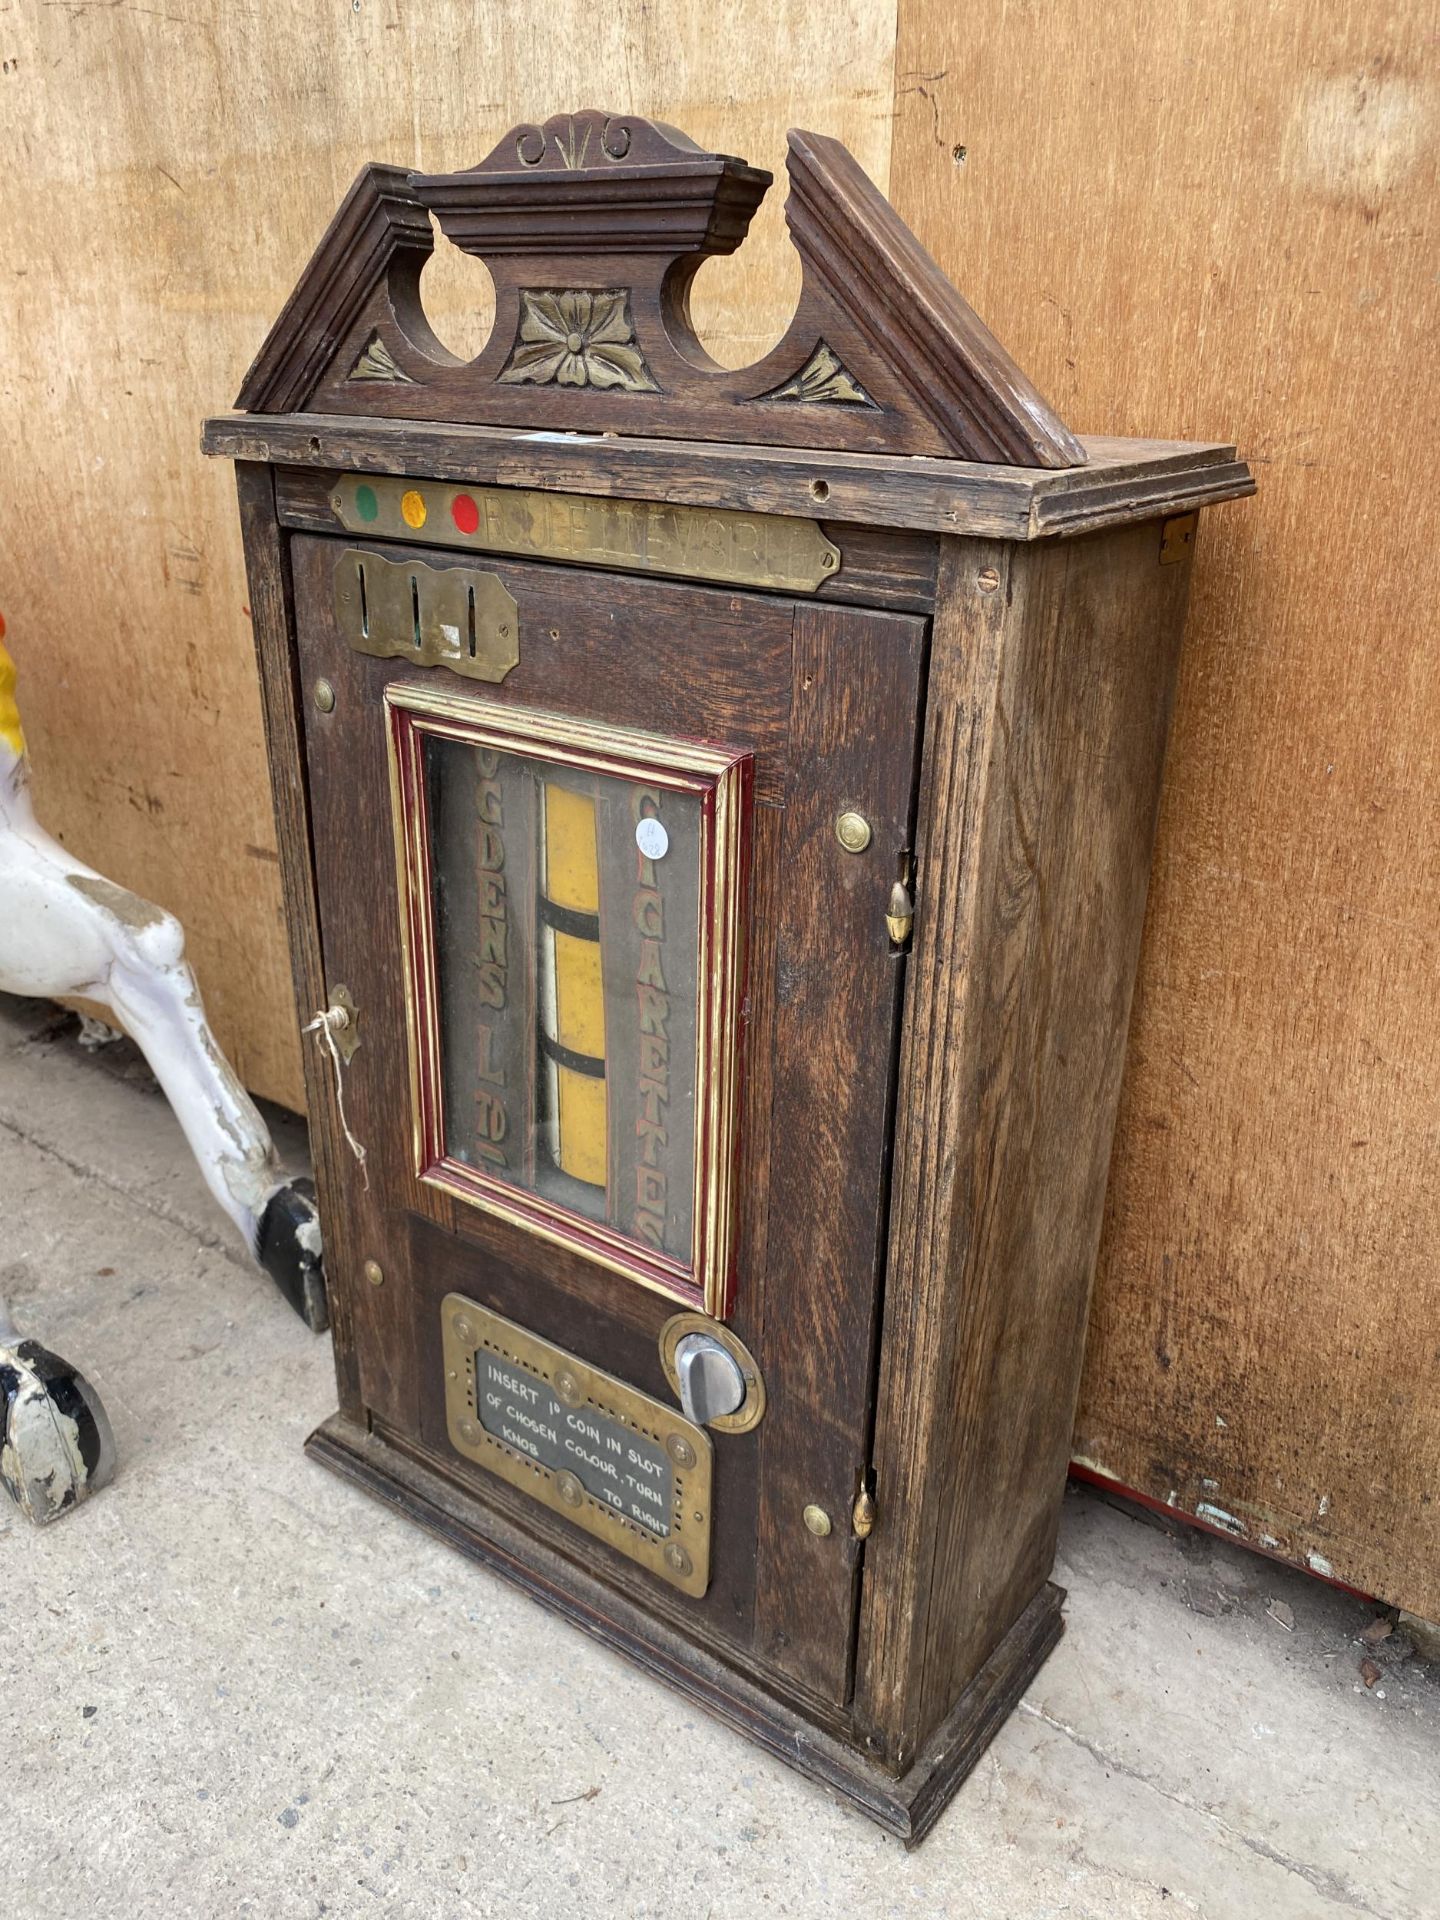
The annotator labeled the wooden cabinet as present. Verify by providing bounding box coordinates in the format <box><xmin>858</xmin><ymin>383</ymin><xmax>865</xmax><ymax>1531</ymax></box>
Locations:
<box><xmin>207</xmin><ymin>110</ymin><xmax>1251</xmax><ymax>1843</ymax></box>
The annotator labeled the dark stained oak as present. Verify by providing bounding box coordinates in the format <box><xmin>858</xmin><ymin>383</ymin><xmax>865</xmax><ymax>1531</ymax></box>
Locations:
<box><xmin>855</xmin><ymin>525</ymin><xmax>1197</xmax><ymax>1762</ymax></box>
<box><xmin>204</xmin><ymin>414</ymin><xmax>1253</xmax><ymax>543</ymax></box>
<box><xmin>236</xmin><ymin>113</ymin><xmax>1084</xmax><ymax>466</ymax></box>
<box><xmin>284</xmin><ymin>531</ymin><xmax>926</xmax><ymax>1711</ymax></box>
<box><xmin>752</xmin><ymin>603</ymin><xmax>926</xmax><ymax>1704</ymax></box>
<box><xmin>231</xmin><ymin>461</ymin><xmax>364</xmax><ymax>1422</ymax></box>
<box><xmin>212</xmin><ymin>113</ymin><xmax>1251</xmax><ymax>1844</ymax></box>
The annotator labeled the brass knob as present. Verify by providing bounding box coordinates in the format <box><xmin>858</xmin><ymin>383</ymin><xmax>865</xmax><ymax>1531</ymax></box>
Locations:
<box><xmin>835</xmin><ymin>811</ymin><xmax>873</xmax><ymax>854</ymax></box>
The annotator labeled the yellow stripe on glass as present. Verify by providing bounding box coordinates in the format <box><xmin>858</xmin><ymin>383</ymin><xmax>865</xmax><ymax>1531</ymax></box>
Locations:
<box><xmin>543</xmin><ymin>783</ymin><xmax>607</xmax><ymax>1188</ymax></box>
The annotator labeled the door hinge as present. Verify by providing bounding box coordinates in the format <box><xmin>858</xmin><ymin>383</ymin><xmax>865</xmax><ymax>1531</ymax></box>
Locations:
<box><xmin>1159</xmin><ymin>512</ymin><xmax>1197</xmax><ymax>565</ymax></box>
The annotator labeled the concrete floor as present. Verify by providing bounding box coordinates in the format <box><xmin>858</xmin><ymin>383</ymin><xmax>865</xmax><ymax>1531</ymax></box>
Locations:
<box><xmin>1</xmin><ymin>991</ymin><xmax>1435</xmax><ymax>1920</ymax></box>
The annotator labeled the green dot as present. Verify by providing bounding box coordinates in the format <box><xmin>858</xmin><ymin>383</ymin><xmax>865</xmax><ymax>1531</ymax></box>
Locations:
<box><xmin>354</xmin><ymin>484</ymin><xmax>379</xmax><ymax>523</ymax></box>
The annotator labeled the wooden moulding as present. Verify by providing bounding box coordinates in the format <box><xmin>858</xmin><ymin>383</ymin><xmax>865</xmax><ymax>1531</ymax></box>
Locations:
<box><xmin>307</xmin><ymin>1411</ymin><xmax>1064</xmax><ymax>1847</ymax></box>
<box><xmin>233</xmin><ymin>109</ymin><xmax>1087</xmax><ymax>464</ymax></box>
<box><xmin>202</xmin><ymin>414</ymin><xmax>1254</xmax><ymax>544</ymax></box>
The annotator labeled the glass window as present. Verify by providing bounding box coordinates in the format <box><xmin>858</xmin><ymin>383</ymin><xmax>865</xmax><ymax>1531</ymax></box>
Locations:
<box><xmin>389</xmin><ymin>687</ymin><xmax>746</xmax><ymax>1311</ymax></box>
<box><xmin>426</xmin><ymin>737</ymin><xmax>701</xmax><ymax>1265</ymax></box>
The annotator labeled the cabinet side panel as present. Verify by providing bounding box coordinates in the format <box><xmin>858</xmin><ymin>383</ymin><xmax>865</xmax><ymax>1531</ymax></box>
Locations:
<box><xmin>857</xmin><ymin>524</ymin><xmax>1191</xmax><ymax>1761</ymax></box>
<box><xmin>232</xmin><ymin>463</ymin><xmax>362</xmax><ymax>1418</ymax></box>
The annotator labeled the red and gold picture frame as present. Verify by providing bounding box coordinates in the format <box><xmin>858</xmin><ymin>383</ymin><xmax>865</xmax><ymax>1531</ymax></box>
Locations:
<box><xmin>386</xmin><ymin>682</ymin><xmax>750</xmax><ymax>1315</ymax></box>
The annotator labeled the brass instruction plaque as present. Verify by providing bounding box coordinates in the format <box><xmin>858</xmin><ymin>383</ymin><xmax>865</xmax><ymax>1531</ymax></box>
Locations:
<box><xmin>442</xmin><ymin>1294</ymin><xmax>712</xmax><ymax>1598</ymax></box>
<box><xmin>332</xmin><ymin>472</ymin><xmax>841</xmax><ymax>594</ymax></box>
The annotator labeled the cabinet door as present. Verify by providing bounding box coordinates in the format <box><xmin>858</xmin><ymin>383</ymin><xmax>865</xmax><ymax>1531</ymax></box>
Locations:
<box><xmin>291</xmin><ymin>528</ymin><xmax>924</xmax><ymax>1708</ymax></box>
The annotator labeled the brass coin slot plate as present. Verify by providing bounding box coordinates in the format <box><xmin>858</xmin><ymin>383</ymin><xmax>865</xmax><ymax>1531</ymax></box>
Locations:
<box><xmin>333</xmin><ymin>547</ymin><xmax>518</xmax><ymax>684</ymax></box>
<box><xmin>331</xmin><ymin>473</ymin><xmax>841</xmax><ymax>596</ymax></box>
<box><xmin>443</xmin><ymin>1294</ymin><xmax>713</xmax><ymax>1598</ymax></box>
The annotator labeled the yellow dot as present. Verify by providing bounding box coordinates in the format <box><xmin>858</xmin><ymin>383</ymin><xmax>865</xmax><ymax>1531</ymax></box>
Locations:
<box><xmin>400</xmin><ymin>489</ymin><xmax>427</xmax><ymax>529</ymax></box>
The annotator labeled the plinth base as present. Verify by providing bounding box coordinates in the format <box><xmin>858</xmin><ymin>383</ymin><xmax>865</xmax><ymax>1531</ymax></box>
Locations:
<box><xmin>307</xmin><ymin>1412</ymin><xmax>1064</xmax><ymax>1846</ymax></box>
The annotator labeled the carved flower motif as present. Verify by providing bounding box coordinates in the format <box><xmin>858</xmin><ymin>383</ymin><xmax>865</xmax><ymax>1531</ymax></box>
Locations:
<box><xmin>499</xmin><ymin>289</ymin><xmax>657</xmax><ymax>392</ymax></box>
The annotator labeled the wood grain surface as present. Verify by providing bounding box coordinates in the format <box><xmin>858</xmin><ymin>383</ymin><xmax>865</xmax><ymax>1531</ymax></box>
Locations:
<box><xmin>239</xmin><ymin>117</ymin><xmax>1086</xmax><ymax>463</ymax></box>
<box><xmin>751</xmin><ymin>601</ymin><xmax>925</xmax><ymax>1704</ymax></box>
<box><xmin>203</xmin><ymin>415</ymin><xmax>1249</xmax><ymax>541</ymax></box>
<box><xmin>855</xmin><ymin>526</ymin><xmax>1192</xmax><ymax>1763</ymax></box>
<box><xmin>0</xmin><ymin>2</ymin><xmax>898</xmax><ymax>1106</ymax></box>
<box><xmin>285</xmin><ymin>527</ymin><xmax>934</xmax><ymax>1714</ymax></box>
<box><xmin>889</xmin><ymin>0</ymin><xmax>1439</xmax><ymax>1613</ymax></box>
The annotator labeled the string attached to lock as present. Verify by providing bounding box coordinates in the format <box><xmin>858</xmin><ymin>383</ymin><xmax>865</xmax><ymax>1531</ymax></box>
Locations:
<box><xmin>303</xmin><ymin>1003</ymin><xmax>369</xmax><ymax>1190</ymax></box>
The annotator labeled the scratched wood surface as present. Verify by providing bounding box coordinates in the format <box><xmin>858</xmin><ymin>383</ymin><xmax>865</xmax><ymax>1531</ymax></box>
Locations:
<box><xmin>856</xmin><ymin>526</ymin><xmax>1192</xmax><ymax>1761</ymax></box>
<box><xmin>890</xmin><ymin>0</ymin><xmax>1440</xmax><ymax>1614</ymax></box>
<box><xmin>0</xmin><ymin>2</ymin><xmax>897</xmax><ymax>1102</ymax></box>
<box><xmin>286</xmin><ymin>528</ymin><xmax>928</xmax><ymax>1718</ymax></box>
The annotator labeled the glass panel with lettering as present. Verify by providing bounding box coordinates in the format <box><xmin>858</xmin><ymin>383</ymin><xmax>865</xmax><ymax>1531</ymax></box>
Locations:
<box><xmin>424</xmin><ymin>736</ymin><xmax>702</xmax><ymax>1268</ymax></box>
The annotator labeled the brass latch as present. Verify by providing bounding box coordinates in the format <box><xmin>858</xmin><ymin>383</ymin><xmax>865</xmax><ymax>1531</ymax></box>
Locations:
<box><xmin>852</xmin><ymin>1481</ymin><xmax>877</xmax><ymax>1540</ymax></box>
<box><xmin>886</xmin><ymin>853</ymin><xmax>915</xmax><ymax>948</ymax></box>
<box><xmin>886</xmin><ymin>882</ymin><xmax>914</xmax><ymax>947</ymax></box>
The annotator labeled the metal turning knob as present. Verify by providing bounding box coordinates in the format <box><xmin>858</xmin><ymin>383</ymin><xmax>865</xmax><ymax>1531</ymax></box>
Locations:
<box><xmin>674</xmin><ymin>1333</ymin><xmax>747</xmax><ymax>1429</ymax></box>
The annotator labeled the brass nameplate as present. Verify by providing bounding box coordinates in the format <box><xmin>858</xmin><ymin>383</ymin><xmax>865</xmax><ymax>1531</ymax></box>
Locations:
<box><xmin>333</xmin><ymin>549</ymin><xmax>518</xmax><ymax>683</ymax></box>
<box><xmin>332</xmin><ymin>473</ymin><xmax>841</xmax><ymax>595</ymax></box>
<box><xmin>442</xmin><ymin>1295</ymin><xmax>712</xmax><ymax>1598</ymax></box>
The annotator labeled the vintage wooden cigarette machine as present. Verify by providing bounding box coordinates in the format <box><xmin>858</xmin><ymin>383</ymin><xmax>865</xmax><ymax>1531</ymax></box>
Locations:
<box><xmin>205</xmin><ymin>110</ymin><xmax>1251</xmax><ymax>1842</ymax></box>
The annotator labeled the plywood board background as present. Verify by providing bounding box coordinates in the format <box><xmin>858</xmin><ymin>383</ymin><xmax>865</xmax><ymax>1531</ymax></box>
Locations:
<box><xmin>0</xmin><ymin>0</ymin><xmax>897</xmax><ymax>1101</ymax></box>
<box><xmin>3</xmin><ymin>0</ymin><xmax>1436</xmax><ymax>1614</ymax></box>
<box><xmin>889</xmin><ymin>0</ymin><xmax>1438</xmax><ymax>1613</ymax></box>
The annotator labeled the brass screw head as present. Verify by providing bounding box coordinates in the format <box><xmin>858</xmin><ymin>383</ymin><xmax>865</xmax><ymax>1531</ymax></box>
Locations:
<box><xmin>803</xmin><ymin>1503</ymin><xmax>833</xmax><ymax>1538</ymax></box>
<box><xmin>314</xmin><ymin>678</ymin><xmax>336</xmax><ymax>712</ymax></box>
<box><xmin>451</xmin><ymin>1313</ymin><xmax>476</xmax><ymax>1345</ymax></box>
<box><xmin>363</xmin><ymin>1259</ymin><xmax>383</xmax><ymax>1287</ymax></box>
<box><xmin>458</xmin><ymin>1417</ymin><xmax>479</xmax><ymax>1444</ymax></box>
<box><xmin>835</xmin><ymin>810</ymin><xmax>873</xmax><ymax>854</ymax></box>
<box><xmin>666</xmin><ymin>1432</ymin><xmax>698</xmax><ymax>1471</ymax></box>
<box><xmin>553</xmin><ymin>1367</ymin><xmax>582</xmax><ymax>1406</ymax></box>
<box><xmin>556</xmin><ymin>1471</ymin><xmax>584</xmax><ymax>1509</ymax></box>
<box><xmin>663</xmin><ymin>1542</ymin><xmax>693</xmax><ymax>1576</ymax></box>
<box><xmin>977</xmin><ymin>567</ymin><xmax>1001</xmax><ymax>593</ymax></box>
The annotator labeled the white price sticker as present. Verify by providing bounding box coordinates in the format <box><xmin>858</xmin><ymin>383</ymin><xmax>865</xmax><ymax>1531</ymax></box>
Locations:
<box><xmin>635</xmin><ymin>816</ymin><xmax>669</xmax><ymax>861</ymax></box>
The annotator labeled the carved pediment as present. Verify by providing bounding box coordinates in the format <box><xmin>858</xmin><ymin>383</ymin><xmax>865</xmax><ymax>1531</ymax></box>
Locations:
<box><xmin>347</xmin><ymin>332</ymin><xmax>416</xmax><ymax>384</ymax></box>
<box><xmin>236</xmin><ymin>110</ymin><xmax>1085</xmax><ymax>468</ymax></box>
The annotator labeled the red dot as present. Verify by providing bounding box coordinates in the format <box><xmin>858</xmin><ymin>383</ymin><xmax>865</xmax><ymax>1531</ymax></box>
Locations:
<box><xmin>451</xmin><ymin>494</ymin><xmax>480</xmax><ymax>535</ymax></box>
